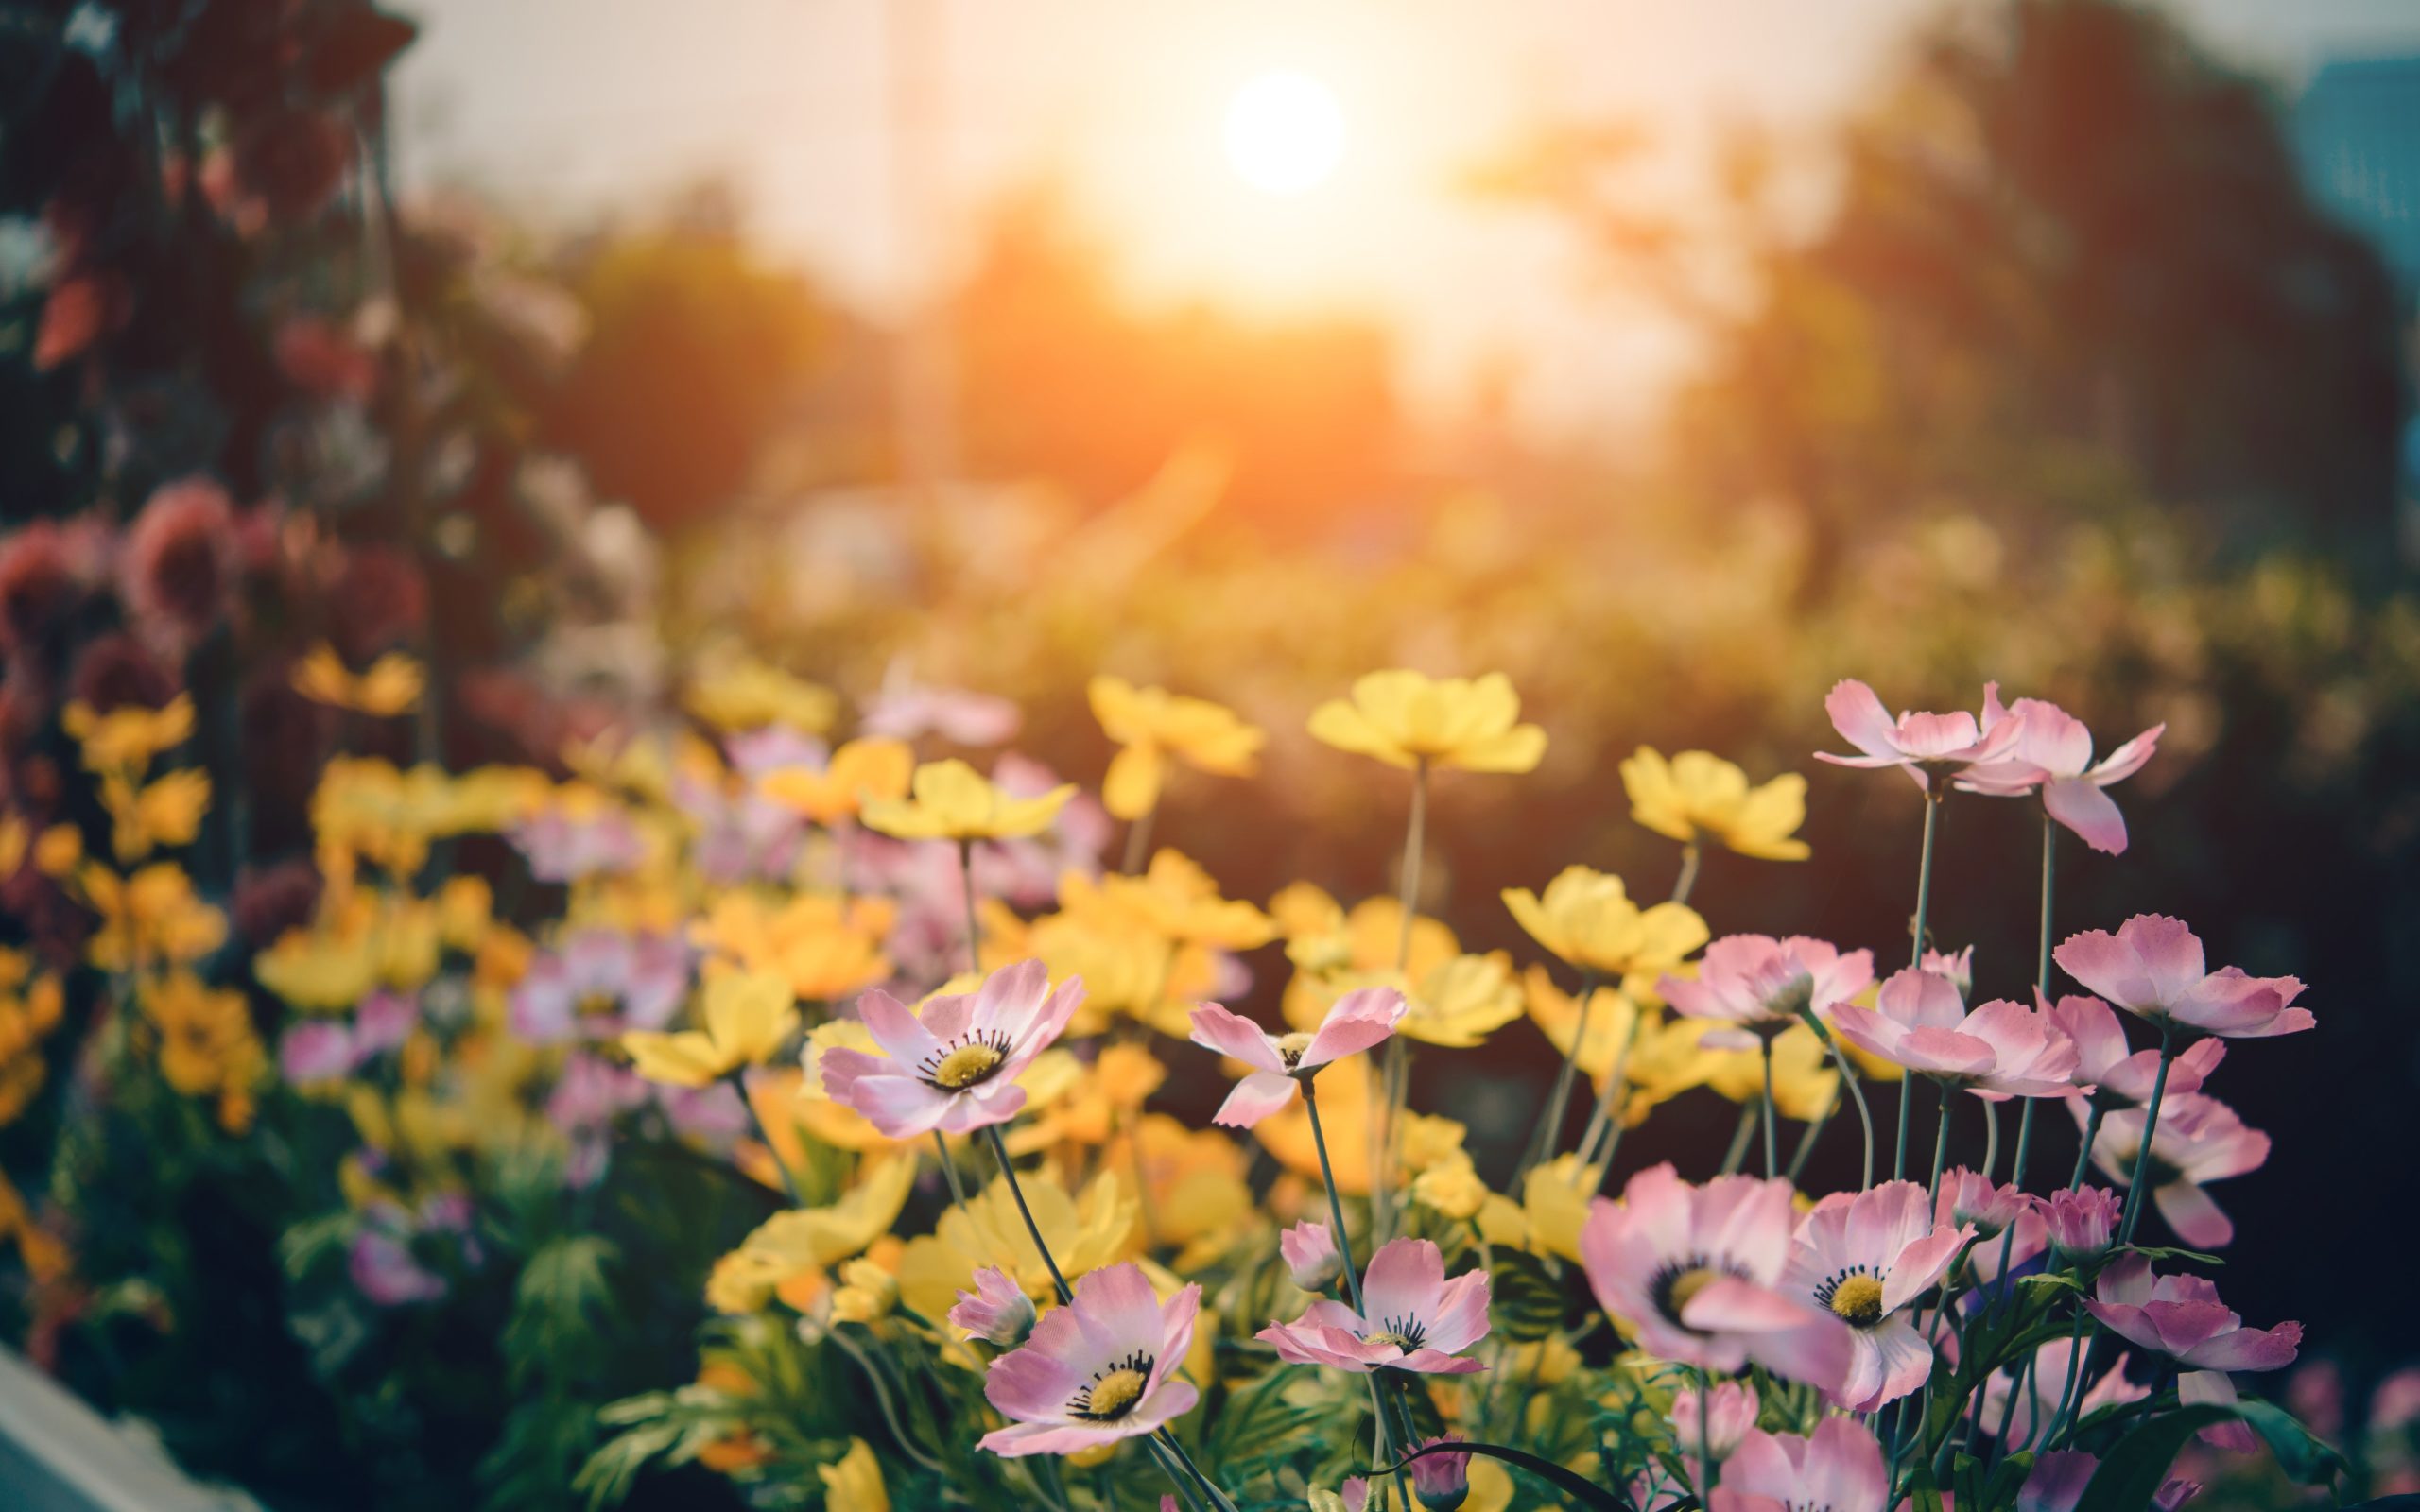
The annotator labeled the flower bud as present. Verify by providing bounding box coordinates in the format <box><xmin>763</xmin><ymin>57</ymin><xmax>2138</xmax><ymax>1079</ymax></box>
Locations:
<box><xmin>830</xmin><ymin>1258</ymin><xmax>897</xmax><ymax>1323</ymax></box>
<box><xmin>1668</xmin><ymin>1380</ymin><xmax>1758</xmax><ymax>1462</ymax></box>
<box><xmin>1280</xmin><ymin>1220</ymin><xmax>1342</xmax><ymax>1293</ymax></box>
<box><xmin>2041</xmin><ymin>1186</ymin><xmax>2122</xmax><ymax>1263</ymax></box>
<box><xmin>1408</xmin><ymin>1439</ymin><xmax>1471</xmax><ymax>1512</ymax></box>
<box><xmin>947</xmin><ymin>1264</ymin><xmax>1037</xmax><ymax>1347</ymax></box>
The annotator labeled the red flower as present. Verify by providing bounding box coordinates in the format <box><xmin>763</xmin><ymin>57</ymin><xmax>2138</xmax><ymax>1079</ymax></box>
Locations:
<box><xmin>121</xmin><ymin>479</ymin><xmax>238</xmax><ymax>648</ymax></box>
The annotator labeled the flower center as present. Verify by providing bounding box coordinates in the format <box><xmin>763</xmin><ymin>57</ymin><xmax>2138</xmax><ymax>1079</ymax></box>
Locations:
<box><xmin>575</xmin><ymin>990</ymin><xmax>620</xmax><ymax>1018</ymax></box>
<box><xmin>1364</xmin><ymin>1314</ymin><xmax>1428</xmax><ymax>1353</ymax></box>
<box><xmin>1826</xmin><ymin>1274</ymin><xmax>1885</xmax><ymax>1327</ymax></box>
<box><xmin>1275</xmin><ymin>1032</ymin><xmax>1317</xmax><ymax>1070</ymax></box>
<box><xmin>1071</xmin><ymin>1353</ymin><xmax>1154</xmax><ymax>1420</ymax></box>
<box><xmin>1651</xmin><ymin>1257</ymin><xmax>1741</xmax><ymax>1330</ymax></box>
<box><xmin>919</xmin><ymin>1029</ymin><xmax>1014</xmax><ymax>1091</ymax></box>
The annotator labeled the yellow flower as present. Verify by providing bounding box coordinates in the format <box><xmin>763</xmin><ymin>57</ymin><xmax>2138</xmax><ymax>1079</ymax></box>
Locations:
<box><xmin>32</xmin><ymin>824</ymin><xmax>81</xmax><ymax>877</ymax></box>
<box><xmin>137</xmin><ymin>972</ymin><xmax>263</xmax><ymax>1128</ymax></box>
<box><xmin>1412</xmin><ymin>1156</ymin><xmax>1489</xmax><ymax>1220</ymax></box>
<box><xmin>860</xmin><ymin>758</ymin><xmax>1074</xmax><ymax>842</ymax></box>
<box><xmin>1519</xmin><ymin>1156</ymin><xmax>1594</xmax><ymax>1263</ymax></box>
<box><xmin>759</xmin><ymin>738</ymin><xmax>916</xmax><ymax>824</ymax></box>
<box><xmin>62</xmin><ymin>696</ymin><xmax>193</xmax><ymax>772</ymax></box>
<box><xmin>1703</xmin><ymin>1020</ymin><xmax>1841</xmax><ymax>1120</ymax></box>
<box><xmin>81</xmin><ymin>862</ymin><xmax>227</xmax><ymax>971</ymax></box>
<box><xmin>896</xmin><ymin>1169</ymin><xmax>1137</xmax><ymax>1318</ymax></box>
<box><xmin>1501</xmin><ymin>866</ymin><xmax>1708</xmax><ymax>988</ymax></box>
<box><xmin>623</xmin><ymin>970</ymin><xmax>800</xmax><ymax>1088</ymax></box>
<box><xmin>1294</xmin><ymin>952</ymin><xmax>1523</xmax><ymax>1049</ymax></box>
<box><xmin>689</xmin><ymin>892</ymin><xmax>893</xmax><ymax>1001</ymax></box>
<box><xmin>817</xmin><ymin>1438</ymin><xmax>890</xmax><ymax>1512</ymax></box>
<box><xmin>435</xmin><ymin>875</ymin><xmax>493</xmax><ymax>952</ymax></box>
<box><xmin>1273</xmin><ymin>885</ymin><xmax>1458</xmax><ymax>1026</ymax></box>
<box><xmin>0</xmin><ymin>816</ymin><xmax>25</xmax><ymax>880</ymax></box>
<box><xmin>1621</xmin><ymin>747</ymin><xmax>1811</xmax><ymax>861</ymax></box>
<box><xmin>1253</xmin><ymin>1058</ymin><xmax>1464</xmax><ymax>1195</ymax></box>
<box><xmin>1521</xmin><ymin>966</ymin><xmax>1645</xmax><ymax>1088</ymax></box>
<box><xmin>97</xmin><ymin>766</ymin><xmax>210</xmax><ymax>863</ymax></box>
<box><xmin>1112</xmin><ymin>1114</ymin><xmax>1254</xmax><ymax>1269</ymax></box>
<box><xmin>706</xmin><ymin>1156</ymin><xmax>916</xmax><ymax>1314</ymax></box>
<box><xmin>1087</xmin><ymin>675</ymin><xmax>1264</xmax><ymax>820</ymax></box>
<box><xmin>1307</xmin><ymin>670</ymin><xmax>1546</xmax><ymax>773</ymax></box>
<box><xmin>685</xmin><ymin>657</ymin><xmax>838</xmax><ymax>734</ymax></box>
<box><xmin>830</xmin><ymin>1257</ymin><xmax>900</xmax><ymax>1324</ymax></box>
<box><xmin>1065</xmin><ymin>850</ymin><xmax>1274</xmax><ymax>953</ymax></box>
<box><xmin>291</xmin><ymin>644</ymin><xmax>424</xmax><ymax>716</ymax></box>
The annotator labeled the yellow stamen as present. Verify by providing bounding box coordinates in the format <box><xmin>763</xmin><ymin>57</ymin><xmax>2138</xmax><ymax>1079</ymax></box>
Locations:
<box><xmin>1275</xmin><ymin>1032</ymin><xmax>1317</xmax><ymax>1068</ymax></box>
<box><xmin>1828</xmin><ymin>1274</ymin><xmax>1885</xmax><ymax>1327</ymax></box>
<box><xmin>1083</xmin><ymin>1367</ymin><xmax>1147</xmax><ymax>1420</ymax></box>
<box><xmin>1667</xmin><ymin>1265</ymin><xmax>1723</xmax><ymax>1318</ymax></box>
<box><xmin>932</xmin><ymin>1043</ymin><xmax>1005</xmax><ymax>1090</ymax></box>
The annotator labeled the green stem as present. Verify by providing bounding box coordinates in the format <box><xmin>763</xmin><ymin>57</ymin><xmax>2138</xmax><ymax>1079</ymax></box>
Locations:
<box><xmin>1927</xmin><ymin>1081</ymin><xmax>1953</xmax><ymax>1200</ymax></box>
<box><xmin>1395</xmin><ymin>757</ymin><xmax>1429</xmax><ymax>971</ymax></box>
<box><xmin>1896</xmin><ymin>781</ymin><xmax>1944</xmax><ymax>1180</ymax></box>
<box><xmin>2118</xmin><ymin>1022</ymin><xmax>2177</xmax><ymax>1246</ymax></box>
<box><xmin>1979</xmin><ymin>1095</ymin><xmax>2000</xmax><ymax>1184</ymax></box>
<box><xmin>1303</xmin><ymin>1080</ymin><xmax>1370</xmax><ymax>1318</ymax></box>
<box><xmin>1759</xmin><ymin>1035</ymin><xmax>1779</xmax><ymax>1178</ymax></box>
<box><xmin>1155</xmin><ymin>1430</ymin><xmax>1240</xmax><ymax>1512</ymax></box>
<box><xmin>932</xmin><ymin>1129</ymin><xmax>967</xmax><ymax>1207</ymax></box>
<box><xmin>957</xmin><ymin>837</ymin><xmax>983</xmax><ymax>976</ymax></box>
<box><xmin>1670</xmin><ymin>841</ymin><xmax>1702</xmax><ymax>908</ymax></box>
<box><xmin>1519</xmin><ymin>967</ymin><xmax>1599</xmax><ymax>1182</ymax></box>
<box><xmin>2035</xmin><ymin>809</ymin><xmax>2058</xmax><ymax>997</ymax></box>
<box><xmin>2068</xmin><ymin>1103</ymin><xmax>2105</xmax><ymax>1191</ymax></box>
<box><xmin>1717</xmin><ymin>1098</ymin><xmax>1759</xmax><ymax>1177</ymax></box>
<box><xmin>981</xmin><ymin>1124</ymin><xmax>1071</xmax><ymax>1304</ymax></box>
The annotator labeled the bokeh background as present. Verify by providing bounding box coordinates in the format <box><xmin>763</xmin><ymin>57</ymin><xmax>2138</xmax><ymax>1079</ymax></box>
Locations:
<box><xmin>7</xmin><ymin>0</ymin><xmax>2420</xmax><ymax>1504</ymax></box>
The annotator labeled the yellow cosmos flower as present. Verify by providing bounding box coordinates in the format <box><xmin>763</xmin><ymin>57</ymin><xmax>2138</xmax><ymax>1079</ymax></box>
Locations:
<box><xmin>291</xmin><ymin>644</ymin><xmax>424</xmax><ymax>716</ymax></box>
<box><xmin>896</xmin><ymin>1169</ymin><xmax>1137</xmax><ymax>1318</ymax></box>
<box><xmin>1087</xmin><ymin>675</ymin><xmax>1264</xmax><ymax>820</ymax></box>
<box><xmin>137</xmin><ymin>972</ymin><xmax>263</xmax><ymax>1129</ymax></box>
<box><xmin>685</xmin><ymin>657</ymin><xmax>838</xmax><ymax>734</ymax></box>
<box><xmin>1412</xmin><ymin>1156</ymin><xmax>1490</xmax><ymax>1220</ymax></box>
<box><xmin>33</xmin><ymin>824</ymin><xmax>81</xmax><ymax>877</ymax></box>
<box><xmin>1621</xmin><ymin>747</ymin><xmax>1811</xmax><ymax>861</ymax></box>
<box><xmin>830</xmin><ymin>1256</ymin><xmax>900</xmax><ymax>1325</ymax></box>
<box><xmin>98</xmin><ymin>766</ymin><xmax>210</xmax><ymax>863</ymax></box>
<box><xmin>623</xmin><ymin>970</ymin><xmax>799</xmax><ymax>1088</ymax></box>
<box><xmin>0</xmin><ymin>816</ymin><xmax>26</xmax><ymax>879</ymax></box>
<box><xmin>1118</xmin><ymin>1113</ymin><xmax>1254</xmax><ymax>1270</ymax></box>
<box><xmin>1307</xmin><ymin>670</ymin><xmax>1546</xmax><ymax>773</ymax></box>
<box><xmin>704</xmin><ymin>1156</ymin><xmax>916</xmax><ymax>1314</ymax></box>
<box><xmin>1068</xmin><ymin>850</ymin><xmax>1274</xmax><ymax>952</ymax></box>
<box><xmin>1294</xmin><ymin>952</ymin><xmax>1522</xmax><ymax>1049</ymax></box>
<box><xmin>1501</xmin><ymin>866</ymin><xmax>1709</xmax><ymax>989</ymax></box>
<box><xmin>1521</xmin><ymin>966</ymin><xmax>1645</xmax><ymax>1088</ymax></box>
<box><xmin>817</xmin><ymin>1438</ymin><xmax>890</xmax><ymax>1512</ymax></box>
<box><xmin>1274</xmin><ymin>885</ymin><xmax>1459</xmax><ymax>1025</ymax></box>
<box><xmin>62</xmin><ymin>696</ymin><xmax>193</xmax><ymax>772</ymax></box>
<box><xmin>81</xmin><ymin>862</ymin><xmax>227</xmax><ymax>971</ymax></box>
<box><xmin>860</xmin><ymin>758</ymin><xmax>1074</xmax><ymax>843</ymax></box>
<box><xmin>689</xmin><ymin>892</ymin><xmax>894</xmax><ymax>1002</ymax></box>
<box><xmin>759</xmin><ymin>737</ymin><xmax>916</xmax><ymax>824</ymax></box>
<box><xmin>1252</xmin><ymin>1058</ymin><xmax>1466</xmax><ymax>1196</ymax></box>
<box><xmin>1702</xmin><ymin>1020</ymin><xmax>1840</xmax><ymax>1120</ymax></box>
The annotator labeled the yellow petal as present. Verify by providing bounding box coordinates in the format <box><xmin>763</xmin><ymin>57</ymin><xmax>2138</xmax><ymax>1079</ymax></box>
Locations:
<box><xmin>1101</xmin><ymin>742</ymin><xmax>1165</xmax><ymax>821</ymax></box>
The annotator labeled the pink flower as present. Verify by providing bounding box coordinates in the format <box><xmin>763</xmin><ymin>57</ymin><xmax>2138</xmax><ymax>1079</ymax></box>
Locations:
<box><xmin>1984</xmin><ymin>1338</ymin><xmax>2148</xmax><ymax>1447</ymax></box>
<box><xmin>1670</xmin><ymin>1380</ymin><xmax>1759</xmax><ymax>1463</ymax></box>
<box><xmin>1279</xmin><ymin>1220</ymin><xmax>1341</xmax><ymax>1293</ymax></box>
<box><xmin>1579</xmin><ymin>1165</ymin><xmax>1851</xmax><ymax>1390</ymax></box>
<box><xmin>2080</xmin><ymin>1092</ymin><xmax>2267</xmax><ymax>1248</ymax></box>
<box><xmin>2088</xmin><ymin>1255</ymin><xmax>2301</xmax><ymax>1451</ymax></box>
<box><xmin>2038</xmin><ymin>1186</ymin><xmax>2123</xmax><ymax>1263</ymax></box>
<box><xmin>1935</xmin><ymin>1169</ymin><xmax>2047</xmax><ymax>1285</ymax></box>
<box><xmin>1958</xmin><ymin>689</ymin><xmax>2164</xmax><ymax>854</ymax></box>
<box><xmin>1407</xmin><ymin>1439</ymin><xmax>1473</xmax><ymax>1509</ymax></box>
<box><xmin>861</xmin><ymin>660</ymin><xmax>1022</xmax><ymax>747</ymax></box>
<box><xmin>510</xmin><ymin>929</ymin><xmax>689</xmax><ymax>1044</ymax></box>
<box><xmin>1709</xmin><ymin>1418</ymin><xmax>1889</xmax><ymax>1512</ymax></box>
<box><xmin>1817</xmin><ymin>679</ymin><xmax>2024</xmax><ymax>790</ymax></box>
<box><xmin>1258</xmin><ymin>1237</ymin><xmax>1491</xmax><ymax>1375</ymax></box>
<box><xmin>1661</xmin><ymin>935</ymin><xmax>1875</xmax><ymax>1048</ymax></box>
<box><xmin>949</xmin><ymin>1265</ymin><xmax>1038</xmax><ymax>1347</ymax></box>
<box><xmin>2019</xmin><ymin>1452</ymin><xmax>2196</xmax><ymax>1512</ymax></box>
<box><xmin>1923</xmin><ymin>944</ymin><xmax>1975</xmax><ymax>995</ymax></box>
<box><xmin>821</xmin><ymin>959</ymin><xmax>1084</xmax><ymax>1139</ymax></box>
<box><xmin>1828</xmin><ymin>970</ymin><xmax>2077</xmax><ymax>1099</ymax></box>
<box><xmin>1784</xmin><ymin>1182</ymin><xmax>1973</xmax><ymax>1412</ymax></box>
<box><xmin>2047</xmin><ymin>993</ymin><xmax>2225</xmax><ymax>1106</ymax></box>
<box><xmin>279</xmin><ymin>1020</ymin><xmax>355</xmax><ymax>1083</ymax></box>
<box><xmin>349</xmin><ymin>1226</ymin><xmax>447</xmax><ymax>1307</ymax></box>
<box><xmin>2053</xmin><ymin>917</ymin><xmax>2313</xmax><ymax>1039</ymax></box>
<box><xmin>977</xmin><ymin>1263</ymin><xmax>1201</xmax><ymax>1455</ymax></box>
<box><xmin>120</xmin><ymin>478</ymin><xmax>237</xmax><ymax>649</ymax></box>
<box><xmin>1188</xmin><ymin>987</ymin><xmax>1407</xmax><ymax>1127</ymax></box>
<box><xmin>510</xmin><ymin>806</ymin><xmax>648</xmax><ymax>883</ymax></box>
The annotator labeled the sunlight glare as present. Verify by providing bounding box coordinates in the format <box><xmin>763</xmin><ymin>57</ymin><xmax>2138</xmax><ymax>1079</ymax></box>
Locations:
<box><xmin>1222</xmin><ymin>71</ymin><xmax>1345</xmax><ymax>196</ymax></box>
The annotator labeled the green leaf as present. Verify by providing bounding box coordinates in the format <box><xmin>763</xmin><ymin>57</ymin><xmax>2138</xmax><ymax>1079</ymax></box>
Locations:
<box><xmin>2123</xmin><ymin>1245</ymin><xmax>2223</xmax><ymax>1267</ymax></box>
<box><xmin>1488</xmin><ymin>1249</ymin><xmax>1565</xmax><ymax>1343</ymax></box>
<box><xmin>2074</xmin><ymin>1404</ymin><xmax>2238</xmax><ymax>1512</ymax></box>
<box><xmin>2234</xmin><ymin>1397</ymin><xmax>2348</xmax><ymax>1486</ymax></box>
<box><xmin>1375</xmin><ymin>1438</ymin><xmax>1632</xmax><ymax>1511</ymax></box>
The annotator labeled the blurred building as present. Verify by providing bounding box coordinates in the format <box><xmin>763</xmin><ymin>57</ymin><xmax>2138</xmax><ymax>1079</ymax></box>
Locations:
<box><xmin>2295</xmin><ymin>56</ymin><xmax>2420</xmax><ymax>562</ymax></box>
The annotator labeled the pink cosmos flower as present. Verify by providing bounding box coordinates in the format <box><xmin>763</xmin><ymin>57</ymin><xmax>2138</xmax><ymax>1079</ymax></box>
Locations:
<box><xmin>2053</xmin><ymin>917</ymin><xmax>2313</xmax><ymax>1039</ymax></box>
<box><xmin>510</xmin><ymin>805</ymin><xmax>648</xmax><ymax>883</ymax></box>
<box><xmin>1661</xmin><ymin>935</ymin><xmax>1876</xmax><ymax>1049</ymax></box>
<box><xmin>1984</xmin><ymin>1338</ymin><xmax>2149</xmax><ymax>1447</ymax></box>
<box><xmin>821</xmin><ymin>959</ymin><xmax>1084</xmax><ymax>1139</ymax></box>
<box><xmin>1258</xmin><ymin>1237</ymin><xmax>1491</xmax><ymax>1375</ymax></box>
<box><xmin>2018</xmin><ymin>1452</ymin><xmax>2196</xmax><ymax>1512</ymax></box>
<box><xmin>1579</xmin><ymin>1165</ymin><xmax>1852</xmax><ymax>1391</ymax></box>
<box><xmin>977</xmin><ymin>1263</ymin><xmax>1201</xmax><ymax>1455</ymax></box>
<box><xmin>1828</xmin><ymin>970</ymin><xmax>2077</xmax><ymax>1098</ymax></box>
<box><xmin>280</xmin><ymin>1020</ymin><xmax>355</xmax><ymax>1083</ymax></box>
<box><xmin>1784</xmin><ymin>1182</ymin><xmax>1974</xmax><ymax>1412</ymax></box>
<box><xmin>2080</xmin><ymin>1092</ymin><xmax>2268</xmax><ymax>1248</ymax></box>
<box><xmin>510</xmin><ymin>928</ymin><xmax>688</xmax><ymax>1045</ymax></box>
<box><xmin>1934</xmin><ymin>1168</ymin><xmax>2047</xmax><ymax>1286</ymax></box>
<box><xmin>1923</xmin><ymin>944</ymin><xmax>1975</xmax><ymax>995</ymax></box>
<box><xmin>1709</xmin><ymin>1418</ymin><xmax>1889</xmax><ymax>1512</ymax></box>
<box><xmin>949</xmin><ymin>1265</ymin><xmax>1039</xmax><ymax>1347</ymax></box>
<box><xmin>2038</xmin><ymin>1186</ymin><xmax>2123</xmax><ymax>1263</ymax></box>
<box><xmin>2047</xmin><ymin>993</ymin><xmax>2225</xmax><ymax>1107</ymax></box>
<box><xmin>2088</xmin><ymin>1255</ymin><xmax>2301</xmax><ymax>1451</ymax></box>
<box><xmin>545</xmin><ymin>1053</ymin><xmax>650</xmax><ymax>1188</ymax></box>
<box><xmin>672</xmin><ymin>770</ymin><xmax>805</xmax><ymax>885</ymax></box>
<box><xmin>349</xmin><ymin>1228</ymin><xmax>448</xmax><ymax>1307</ymax></box>
<box><xmin>1670</xmin><ymin>1380</ymin><xmax>1759</xmax><ymax>1465</ymax></box>
<box><xmin>861</xmin><ymin>659</ymin><xmax>1022</xmax><ymax>746</ymax></box>
<box><xmin>1958</xmin><ymin>689</ymin><xmax>2164</xmax><ymax>855</ymax></box>
<box><xmin>1188</xmin><ymin>987</ymin><xmax>1407</xmax><ymax>1127</ymax></box>
<box><xmin>1279</xmin><ymin>1220</ymin><xmax>1342</xmax><ymax>1292</ymax></box>
<box><xmin>1817</xmin><ymin>679</ymin><xmax>2024</xmax><ymax>790</ymax></box>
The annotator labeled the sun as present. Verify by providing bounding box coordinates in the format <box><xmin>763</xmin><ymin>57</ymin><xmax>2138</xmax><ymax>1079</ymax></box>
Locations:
<box><xmin>1222</xmin><ymin>71</ymin><xmax>1345</xmax><ymax>196</ymax></box>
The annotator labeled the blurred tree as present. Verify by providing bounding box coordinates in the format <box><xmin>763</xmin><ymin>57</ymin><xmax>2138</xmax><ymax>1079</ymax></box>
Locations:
<box><xmin>950</xmin><ymin>185</ymin><xmax>1402</xmax><ymax>533</ymax></box>
<box><xmin>1480</xmin><ymin>0</ymin><xmax>2407</xmax><ymax>576</ymax></box>
<box><xmin>545</xmin><ymin>192</ymin><xmax>827</xmax><ymax>533</ymax></box>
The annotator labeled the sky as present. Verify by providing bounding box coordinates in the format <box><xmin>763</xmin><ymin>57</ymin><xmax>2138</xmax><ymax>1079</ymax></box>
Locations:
<box><xmin>392</xmin><ymin>0</ymin><xmax>2420</xmax><ymax>438</ymax></box>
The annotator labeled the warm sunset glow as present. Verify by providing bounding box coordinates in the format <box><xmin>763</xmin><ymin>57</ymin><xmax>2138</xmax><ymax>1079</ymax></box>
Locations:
<box><xmin>1222</xmin><ymin>71</ymin><xmax>1344</xmax><ymax>196</ymax></box>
